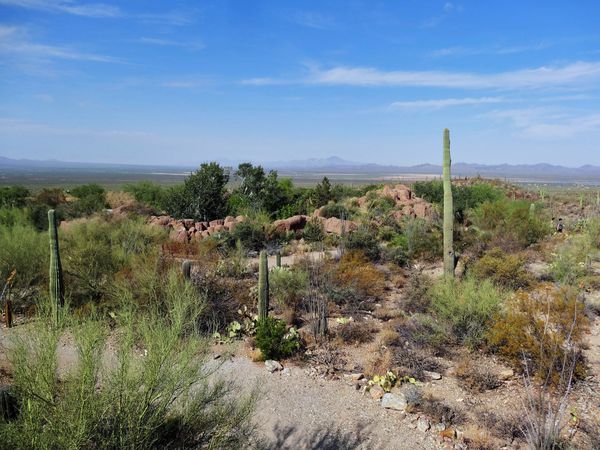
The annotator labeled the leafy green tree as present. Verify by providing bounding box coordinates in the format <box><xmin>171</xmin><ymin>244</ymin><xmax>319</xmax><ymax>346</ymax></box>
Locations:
<box><xmin>231</xmin><ymin>162</ymin><xmax>292</xmax><ymax>217</ymax></box>
<box><xmin>163</xmin><ymin>162</ymin><xmax>229</xmax><ymax>221</ymax></box>
<box><xmin>312</xmin><ymin>176</ymin><xmax>333</xmax><ymax>207</ymax></box>
<box><xmin>0</xmin><ymin>185</ymin><xmax>30</xmax><ymax>208</ymax></box>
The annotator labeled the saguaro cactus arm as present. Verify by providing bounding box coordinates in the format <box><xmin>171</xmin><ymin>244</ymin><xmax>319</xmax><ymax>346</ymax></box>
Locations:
<box><xmin>443</xmin><ymin>129</ymin><xmax>455</xmax><ymax>279</ymax></box>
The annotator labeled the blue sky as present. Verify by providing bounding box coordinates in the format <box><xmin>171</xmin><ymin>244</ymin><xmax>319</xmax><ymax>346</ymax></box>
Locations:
<box><xmin>1</xmin><ymin>0</ymin><xmax>600</xmax><ymax>166</ymax></box>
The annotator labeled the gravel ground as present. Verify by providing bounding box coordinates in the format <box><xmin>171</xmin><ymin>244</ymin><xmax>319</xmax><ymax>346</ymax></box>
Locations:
<box><xmin>218</xmin><ymin>356</ymin><xmax>442</xmax><ymax>450</ymax></box>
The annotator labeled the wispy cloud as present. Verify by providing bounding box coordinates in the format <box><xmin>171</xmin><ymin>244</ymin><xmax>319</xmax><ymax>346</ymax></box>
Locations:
<box><xmin>389</xmin><ymin>96</ymin><xmax>506</xmax><ymax>110</ymax></box>
<box><xmin>422</xmin><ymin>2</ymin><xmax>463</xmax><ymax>28</ymax></box>
<box><xmin>290</xmin><ymin>11</ymin><xmax>335</xmax><ymax>29</ymax></box>
<box><xmin>0</xmin><ymin>24</ymin><xmax>123</xmax><ymax>64</ymax></box>
<box><xmin>244</xmin><ymin>61</ymin><xmax>600</xmax><ymax>90</ymax></box>
<box><xmin>430</xmin><ymin>42</ymin><xmax>550</xmax><ymax>57</ymax></box>
<box><xmin>0</xmin><ymin>0</ymin><xmax>120</xmax><ymax>18</ymax></box>
<box><xmin>0</xmin><ymin>117</ymin><xmax>155</xmax><ymax>139</ymax></box>
<box><xmin>138</xmin><ymin>10</ymin><xmax>198</xmax><ymax>26</ymax></box>
<box><xmin>137</xmin><ymin>37</ymin><xmax>204</xmax><ymax>51</ymax></box>
<box><xmin>486</xmin><ymin>107</ymin><xmax>600</xmax><ymax>138</ymax></box>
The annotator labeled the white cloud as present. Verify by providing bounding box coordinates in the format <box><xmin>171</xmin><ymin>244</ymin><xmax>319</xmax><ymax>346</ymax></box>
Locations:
<box><xmin>138</xmin><ymin>10</ymin><xmax>198</xmax><ymax>26</ymax></box>
<box><xmin>0</xmin><ymin>0</ymin><xmax>120</xmax><ymax>18</ymax></box>
<box><xmin>389</xmin><ymin>96</ymin><xmax>505</xmax><ymax>110</ymax></box>
<box><xmin>0</xmin><ymin>25</ymin><xmax>123</xmax><ymax>64</ymax></box>
<box><xmin>245</xmin><ymin>61</ymin><xmax>600</xmax><ymax>90</ymax></box>
<box><xmin>291</xmin><ymin>11</ymin><xmax>335</xmax><ymax>29</ymax></box>
<box><xmin>138</xmin><ymin>37</ymin><xmax>204</xmax><ymax>51</ymax></box>
<box><xmin>430</xmin><ymin>42</ymin><xmax>549</xmax><ymax>57</ymax></box>
<box><xmin>485</xmin><ymin>107</ymin><xmax>600</xmax><ymax>138</ymax></box>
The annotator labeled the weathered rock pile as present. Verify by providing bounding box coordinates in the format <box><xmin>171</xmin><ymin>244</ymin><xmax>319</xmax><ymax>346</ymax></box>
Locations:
<box><xmin>150</xmin><ymin>184</ymin><xmax>433</xmax><ymax>243</ymax></box>
<box><xmin>148</xmin><ymin>214</ymin><xmax>246</xmax><ymax>243</ymax></box>
<box><xmin>357</xmin><ymin>184</ymin><xmax>433</xmax><ymax>219</ymax></box>
<box><xmin>273</xmin><ymin>214</ymin><xmax>359</xmax><ymax>235</ymax></box>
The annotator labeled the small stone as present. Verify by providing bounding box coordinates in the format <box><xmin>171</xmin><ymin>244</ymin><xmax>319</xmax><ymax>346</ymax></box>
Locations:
<box><xmin>265</xmin><ymin>360</ymin><xmax>283</xmax><ymax>373</ymax></box>
<box><xmin>344</xmin><ymin>372</ymin><xmax>364</xmax><ymax>381</ymax></box>
<box><xmin>417</xmin><ymin>417</ymin><xmax>431</xmax><ymax>432</ymax></box>
<box><xmin>370</xmin><ymin>385</ymin><xmax>385</xmax><ymax>400</ymax></box>
<box><xmin>433</xmin><ymin>423</ymin><xmax>446</xmax><ymax>432</ymax></box>
<box><xmin>212</xmin><ymin>353</ymin><xmax>221</xmax><ymax>360</ymax></box>
<box><xmin>423</xmin><ymin>370</ymin><xmax>442</xmax><ymax>380</ymax></box>
<box><xmin>282</xmin><ymin>367</ymin><xmax>291</xmax><ymax>376</ymax></box>
<box><xmin>381</xmin><ymin>392</ymin><xmax>408</xmax><ymax>411</ymax></box>
<box><xmin>499</xmin><ymin>369</ymin><xmax>514</xmax><ymax>380</ymax></box>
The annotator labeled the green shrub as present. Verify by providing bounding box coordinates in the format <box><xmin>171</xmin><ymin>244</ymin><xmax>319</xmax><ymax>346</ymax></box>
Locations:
<box><xmin>230</xmin><ymin>219</ymin><xmax>267</xmax><ymax>251</ymax></box>
<box><xmin>344</xmin><ymin>227</ymin><xmax>381</xmax><ymax>261</ymax></box>
<box><xmin>413</xmin><ymin>180</ymin><xmax>503</xmax><ymax>223</ymax></box>
<box><xmin>320</xmin><ymin>202</ymin><xmax>350</xmax><ymax>219</ymax></box>
<box><xmin>269</xmin><ymin>267</ymin><xmax>308</xmax><ymax>311</ymax></box>
<box><xmin>0</xmin><ymin>221</ymin><xmax>47</xmax><ymax>305</ymax></box>
<box><xmin>0</xmin><ymin>185</ymin><xmax>29</xmax><ymax>208</ymax></box>
<box><xmin>401</xmin><ymin>217</ymin><xmax>442</xmax><ymax>261</ymax></box>
<box><xmin>63</xmin><ymin>217</ymin><xmax>166</xmax><ymax>306</ymax></box>
<box><xmin>549</xmin><ymin>235</ymin><xmax>592</xmax><ymax>284</ymax></box>
<box><xmin>255</xmin><ymin>317</ymin><xmax>299</xmax><ymax>360</ymax></box>
<box><xmin>430</xmin><ymin>276</ymin><xmax>505</xmax><ymax>349</ymax></box>
<box><xmin>302</xmin><ymin>218</ymin><xmax>325</xmax><ymax>243</ymax></box>
<box><xmin>366</xmin><ymin>196</ymin><xmax>396</xmax><ymax>217</ymax></box>
<box><xmin>471</xmin><ymin>247</ymin><xmax>531</xmax><ymax>290</ymax></box>
<box><xmin>68</xmin><ymin>183</ymin><xmax>107</xmax><ymax>216</ymax></box>
<box><xmin>1</xmin><ymin>298</ymin><xmax>256</xmax><ymax>449</ymax></box>
<box><xmin>470</xmin><ymin>199</ymin><xmax>550</xmax><ymax>250</ymax></box>
<box><xmin>488</xmin><ymin>285</ymin><xmax>587</xmax><ymax>384</ymax></box>
<box><xmin>122</xmin><ymin>181</ymin><xmax>164</xmax><ymax>209</ymax></box>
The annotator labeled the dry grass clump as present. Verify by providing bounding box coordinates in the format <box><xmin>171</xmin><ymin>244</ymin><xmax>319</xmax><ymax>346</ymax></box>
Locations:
<box><xmin>477</xmin><ymin>411</ymin><xmax>523</xmax><ymax>443</ymax></box>
<box><xmin>106</xmin><ymin>190</ymin><xmax>136</xmax><ymax>209</ymax></box>
<box><xmin>400</xmin><ymin>271</ymin><xmax>432</xmax><ymax>313</ymax></box>
<box><xmin>454</xmin><ymin>358</ymin><xmax>502</xmax><ymax>393</ymax></box>
<box><xmin>372</xmin><ymin>306</ymin><xmax>402</xmax><ymax>321</ymax></box>
<box><xmin>417</xmin><ymin>393</ymin><xmax>466</xmax><ymax>426</ymax></box>
<box><xmin>333</xmin><ymin>251</ymin><xmax>385</xmax><ymax>299</ymax></box>
<box><xmin>335</xmin><ymin>320</ymin><xmax>377</xmax><ymax>345</ymax></box>
<box><xmin>378</xmin><ymin>327</ymin><xmax>402</xmax><ymax>347</ymax></box>
<box><xmin>392</xmin><ymin>346</ymin><xmax>442</xmax><ymax>380</ymax></box>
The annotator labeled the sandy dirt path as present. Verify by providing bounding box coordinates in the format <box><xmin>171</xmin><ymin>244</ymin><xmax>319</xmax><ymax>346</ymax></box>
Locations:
<box><xmin>219</xmin><ymin>356</ymin><xmax>442</xmax><ymax>450</ymax></box>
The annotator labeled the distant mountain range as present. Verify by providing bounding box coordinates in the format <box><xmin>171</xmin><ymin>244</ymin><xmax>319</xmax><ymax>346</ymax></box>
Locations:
<box><xmin>3</xmin><ymin>155</ymin><xmax>600</xmax><ymax>181</ymax></box>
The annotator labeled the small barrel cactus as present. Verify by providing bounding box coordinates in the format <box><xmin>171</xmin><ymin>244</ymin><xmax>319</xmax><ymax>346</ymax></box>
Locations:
<box><xmin>182</xmin><ymin>259</ymin><xmax>192</xmax><ymax>280</ymax></box>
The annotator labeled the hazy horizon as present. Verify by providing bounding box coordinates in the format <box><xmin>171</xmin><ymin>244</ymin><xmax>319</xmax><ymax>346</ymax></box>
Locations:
<box><xmin>1</xmin><ymin>1</ymin><xmax>600</xmax><ymax>166</ymax></box>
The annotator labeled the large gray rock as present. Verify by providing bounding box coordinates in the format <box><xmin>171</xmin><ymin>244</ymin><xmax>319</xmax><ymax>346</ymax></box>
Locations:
<box><xmin>380</xmin><ymin>392</ymin><xmax>407</xmax><ymax>411</ymax></box>
<box><xmin>265</xmin><ymin>360</ymin><xmax>283</xmax><ymax>373</ymax></box>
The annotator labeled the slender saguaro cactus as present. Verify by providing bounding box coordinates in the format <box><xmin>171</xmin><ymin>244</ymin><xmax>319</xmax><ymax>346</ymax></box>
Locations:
<box><xmin>182</xmin><ymin>259</ymin><xmax>192</xmax><ymax>280</ymax></box>
<box><xmin>443</xmin><ymin>129</ymin><xmax>455</xmax><ymax>279</ymax></box>
<box><xmin>276</xmin><ymin>251</ymin><xmax>282</xmax><ymax>268</ymax></box>
<box><xmin>48</xmin><ymin>209</ymin><xmax>65</xmax><ymax>324</ymax></box>
<box><xmin>258</xmin><ymin>250</ymin><xmax>269</xmax><ymax>321</ymax></box>
<box><xmin>529</xmin><ymin>203</ymin><xmax>536</xmax><ymax>218</ymax></box>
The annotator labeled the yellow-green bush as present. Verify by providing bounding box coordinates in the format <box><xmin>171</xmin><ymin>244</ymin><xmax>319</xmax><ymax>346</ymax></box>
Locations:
<box><xmin>487</xmin><ymin>284</ymin><xmax>587</xmax><ymax>384</ymax></box>
<box><xmin>471</xmin><ymin>247</ymin><xmax>531</xmax><ymax>290</ymax></box>
<box><xmin>430</xmin><ymin>276</ymin><xmax>506</xmax><ymax>349</ymax></box>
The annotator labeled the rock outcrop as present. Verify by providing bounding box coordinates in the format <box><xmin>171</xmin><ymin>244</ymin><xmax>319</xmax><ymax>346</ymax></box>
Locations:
<box><xmin>358</xmin><ymin>184</ymin><xmax>433</xmax><ymax>219</ymax></box>
<box><xmin>149</xmin><ymin>214</ymin><xmax>246</xmax><ymax>243</ymax></box>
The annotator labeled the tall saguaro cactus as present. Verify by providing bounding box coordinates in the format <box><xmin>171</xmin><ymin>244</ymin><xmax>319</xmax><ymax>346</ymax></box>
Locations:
<box><xmin>443</xmin><ymin>129</ymin><xmax>455</xmax><ymax>279</ymax></box>
<box><xmin>48</xmin><ymin>209</ymin><xmax>65</xmax><ymax>324</ymax></box>
<box><xmin>258</xmin><ymin>250</ymin><xmax>269</xmax><ymax>321</ymax></box>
